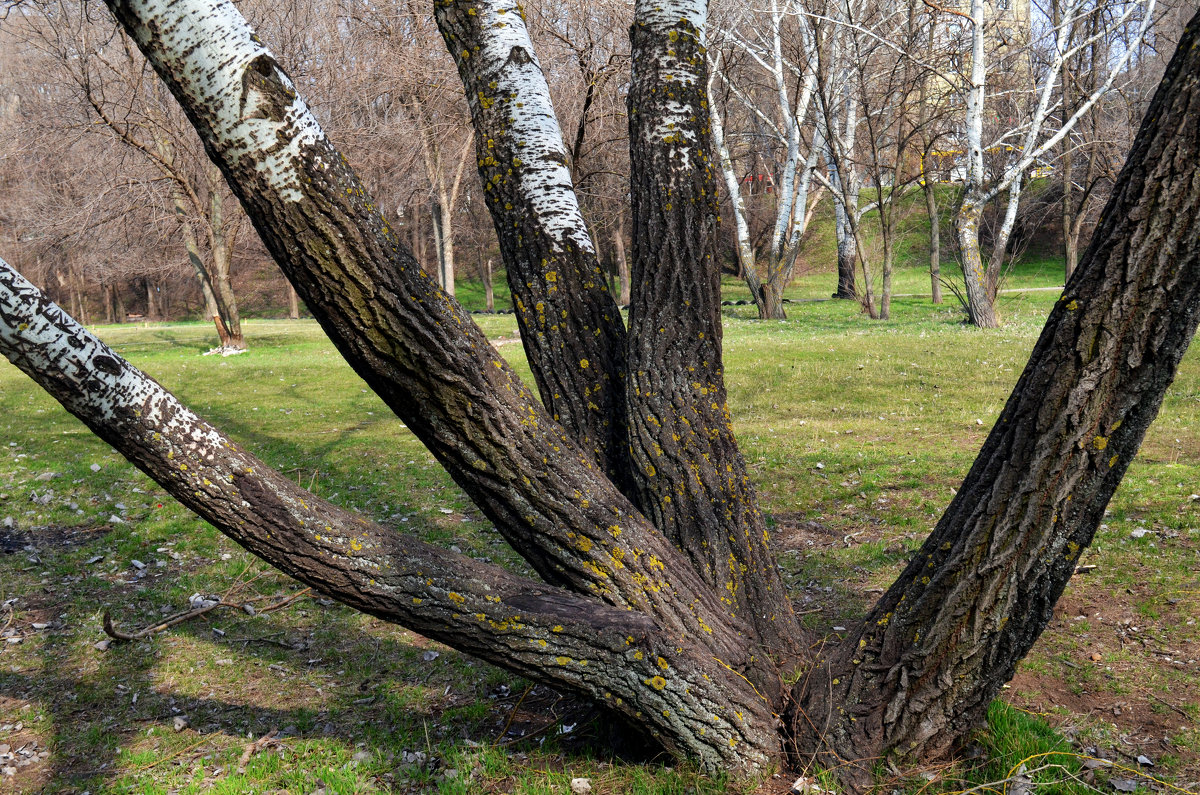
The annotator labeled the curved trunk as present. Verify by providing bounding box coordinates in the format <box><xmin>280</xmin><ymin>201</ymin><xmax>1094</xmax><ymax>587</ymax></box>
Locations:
<box><xmin>0</xmin><ymin>257</ymin><xmax>779</xmax><ymax>774</ymax></box>
<box><xmin>792</xmin><ymin>20</ymin><xmax>1200</xmax><ymax>785</ymax></box>
<box><xmin>4</xmin><ymin>0</ymin><xmax>1197</xmax><ymax>789</ymax></box>
<box><xmin>626</xmin><ymin>0</ymin><xmax>799</xmax><ymax>657</ymax></box>
<box><xmin>87</xmin><ymin>0</ymin><xmax>782</xmax><ymax>772</ymax></box>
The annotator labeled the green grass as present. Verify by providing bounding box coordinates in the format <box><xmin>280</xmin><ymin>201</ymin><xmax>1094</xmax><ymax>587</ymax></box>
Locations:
<box><xmin>2</xmin><ymin>268</ymin><xmax>1198</xmax><ymax>793</ymax></box>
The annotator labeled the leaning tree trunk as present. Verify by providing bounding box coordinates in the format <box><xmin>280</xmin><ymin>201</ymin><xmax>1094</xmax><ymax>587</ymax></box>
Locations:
<box><xmin>792</xmin><ymin>18</ymin><xmax>1200</xmax><ymax>786</ymax></box>
<box><xmin>435</xmin><ymin>0</ymin><xmax>631</xmax><ymax>491</ymax></box>
<box><xmin>0</xmin><ymin>256</ymin><xmax>778</xmax><ymax>773</ymax></box>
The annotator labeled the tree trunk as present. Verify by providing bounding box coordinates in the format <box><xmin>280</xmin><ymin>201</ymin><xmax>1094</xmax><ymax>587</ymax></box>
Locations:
<box><xmin>955</xmin><ymin>203</ymin><xmax>999</xmax><ymax>328</ymax></box>
<box><xmin>429</xmin><ymin>198</ymin><xmax>447</xmax><ymax>291</ymax></box>
<box><xmin>880</xmin><ymin>237</ymin><xmax>893</xmax><ymax>321</ymax></box>
<box><xmin>287</xmin><ymin>280</ymin><xmax>300</xmax><ymax>319</ymax></box>
<box><xmin>144</xmin><ymin>277</ymin><xmax>159</xmax><ymax>321</ymax></box>
<box><xmin>210</xmin><ymin>241</ymin><xmax>245</xmax><ymax>350</ymax></box>
<box><xmin>792</xmin><ymin>20</ymin><xmax>1200</xmax><ymax>786</ymax></box>
<box><xmin>483</xmin><ymin>258</ymin><xmax>494</xmax><ymax>313</ymax></box>
<box><xmin>833</xmin><ymin>201</ymin><xmax>857</xmax><ymax>299</ymax></box>
<box><xmin>435</xmin><ymin>0</ymin><xmax>631</xmax><ymax>491</ymax></box>
<box><xmin>924</xmin><ymin>176</ymin><xmax>942</xmax><ymax>304</ymax></box>
<box><xmin>759</xmin><ymin>278</ymin><xmax>786</xmax><ymax>320</ymax></box>
<box><xmin>627</xmin><ymin>0</ymin><xmax>798</xmax><ymax>657</ymax></box>
<box><xmin>3</xmin><ymin>1</ymin><xmax>1197</xmax><ymax>791</ymax></box>
<box><xmin>612</xmin><ymin>226</ymin><xmax>630</xmax><ymax>307</ymax></box>
<box><xmin>102</xmin><ymin>281</ymin><xmax>116</xmax><ymax>324</ymax></box>
<box><xmin>0</xmin><ymin>256</ymin><xmax>778</xmax><ymax>774</ymax></box>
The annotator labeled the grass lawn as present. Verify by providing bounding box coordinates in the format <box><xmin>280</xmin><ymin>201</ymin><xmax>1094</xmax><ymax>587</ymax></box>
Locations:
<box><xmin>1</xmin><ymin>281</ymin><xmax>1197</xmax><ymax>793</ymax></box>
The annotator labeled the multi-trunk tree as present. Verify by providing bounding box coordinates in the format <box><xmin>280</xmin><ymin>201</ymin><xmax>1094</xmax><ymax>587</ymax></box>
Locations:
<box><xmin>2</xmin><ymin>0</ymin><xmax>1199</xmax><ymax>789</ymax></box>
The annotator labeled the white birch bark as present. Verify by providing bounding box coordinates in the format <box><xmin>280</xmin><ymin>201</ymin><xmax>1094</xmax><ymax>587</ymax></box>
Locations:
<box><xmin>954</xmin><ymin>0</ymin><xmax>1156</xmax><ymax>326</ymax></box>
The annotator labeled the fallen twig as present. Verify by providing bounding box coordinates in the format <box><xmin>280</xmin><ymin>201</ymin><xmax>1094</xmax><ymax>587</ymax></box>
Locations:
<box><xmin>1148</xmin><ymin>692</ymin><xmax>1191</xmax><ymax>719</ymax></box>
<box><xmin>237</xmin><ymin>729</ymin><xmax>280</xmax><ymax>774</ymax></box>
<box><xmin>104</xmin><ymin>601</ymin><xmax>226</xmax><ymax>641</ymax></box>
<box><xmin>103</xmin><ymin>588</ymin><xmax>313</xmax><ymax>642</ymax></box>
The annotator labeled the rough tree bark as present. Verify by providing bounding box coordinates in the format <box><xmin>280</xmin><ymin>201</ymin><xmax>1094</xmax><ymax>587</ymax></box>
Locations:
<box><xmin>626</xmin><ymin>0</ymin><xmax>799</xmax><ymax>655</ymax></box>
<box><xmin>434</xmin><ymin>0</ymin><xmax>631</xmax><ymax>489</ymax></box>
<box><xmin>2</xmin><ymin>0</ymin><xmax>1199</xmax><ymax>790</ymax></box>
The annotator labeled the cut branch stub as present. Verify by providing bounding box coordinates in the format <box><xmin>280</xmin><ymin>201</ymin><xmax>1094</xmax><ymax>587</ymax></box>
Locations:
<box><xmin>434</xmin><ymin>0</ymin><xmax>632</xmax><ymax>493</ymax></box>
<box><xmin>626</xmin><ymin>0</ymin><xmax>799</xmax><ymax>659</ymax></box>
<box><xmin>792</xmin><ymin>10</ymin><xmax>1200</xmax><ymax>783</ymax></box>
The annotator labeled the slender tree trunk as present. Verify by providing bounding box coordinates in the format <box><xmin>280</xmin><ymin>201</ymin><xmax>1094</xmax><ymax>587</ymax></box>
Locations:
<box><xmin>924</xmin><ymin>177</ymin><xmax>942</xmax><ymax>303</ymax></box>
<box><xmin>955</xmin><ymin>0</ymin><xmax>999</xmax><ymax>328</ymax></box>
<box><xmin>206</xmin><ymin>167</ymin><xmax>246</xmax><ymax>350</ymax></box>
<box><xmin>429</xmin><ymin>198</ymin><xmax>447</xmax><ymax>290</ymax></box>
<box><xmin>858</xmin><ymin>252</ymin><xmax>877</xmax><ymax>320</ymax></box>
<box><xmin>435</xmin><ymin>0</ymin><xmax>631</xmax><ymax>490</ymax></box>
<box><xmin>103</xmin><ymin>281</ymin><xmax>116</xmax><ymax>324</ymax></box>
<box><xmin>483</xmin><ymin>258</ymin><xmax>494</xmax><ymax>313</ymax></box>
<box><xmin>880</xmin><ymin>237</ymin><xmax>894</xmax><ymax>320</ymax></box>
<box><xmin>144</xmin><ymin>278</ymin><xmax>159</xmax><ymax>321</ymax></box>
<box><xmin>955</xmin><ymin>202</ymin><xmax>999</xmax><ymax>328</ymax></box>
<box><xmin>287</xmin><ymin>281</ymin><xmax>300</xmax><ymax>319</ymax></box>
<box><xmin>210</xmin><ymin>240</ymin><xmax>244</xmax><ymax>350</ymax></box>
<box><xmin>612</xmin><ymin>227</ymin><xmax>630</xmax><ymax>307</ymax></box>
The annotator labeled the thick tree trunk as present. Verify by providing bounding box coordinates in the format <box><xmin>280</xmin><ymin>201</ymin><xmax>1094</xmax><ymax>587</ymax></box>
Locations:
<box><xmin>759</xmin><ymin>278</ymin><xmax>786</xmax><ymax>320</ymax></box>
<box><xmin>64</xmin><ymin>0</ymin><xmax>791</xmax><ymax>772</ymax></box>
<box><xmin>626</xmin><ymin>0</ymin><xmax>799</xmax><ymax>657</ymax></box>
<box><xmin>0</xmin><ymin>258</ymin><xmax>778</xmax><ymax>773</ymax></box>
<box><xmin>435</xmin><ymin>0</ymin><xmax>631</xmax><ymax>490</ymax></box>
<box><xmin>792</xmin><ymin>20</ymin><xmax>1200</xmax><ymax>785</ymax></box>
<box><xmin>4</xmin><ymin>0</ymin><xmax>1197</xmax><ymax>790</ymax></box>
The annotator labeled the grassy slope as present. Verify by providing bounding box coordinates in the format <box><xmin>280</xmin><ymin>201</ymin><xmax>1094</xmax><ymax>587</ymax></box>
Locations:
<box><xmin>1</xmin><ymin>267</ymin><xmax>1197</xmax><ymax>794</ymax></box>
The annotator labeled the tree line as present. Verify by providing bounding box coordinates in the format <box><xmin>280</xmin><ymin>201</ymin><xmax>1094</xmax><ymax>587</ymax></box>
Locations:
<box><xmin>0</xmin><ymin>0</ymin><xmax>1186</xmax><ymax>344</ymax></box>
